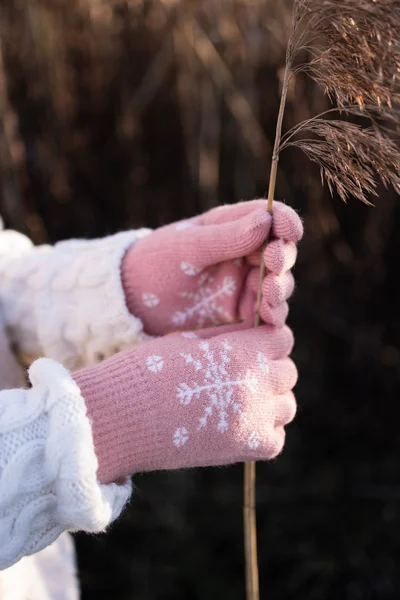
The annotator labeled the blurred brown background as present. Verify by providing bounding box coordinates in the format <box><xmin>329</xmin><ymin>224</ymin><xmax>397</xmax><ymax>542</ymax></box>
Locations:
<box><xmin>1</xmin><ymin>1</ymin><xmax>400</xmax><ymax>599</ymax></box>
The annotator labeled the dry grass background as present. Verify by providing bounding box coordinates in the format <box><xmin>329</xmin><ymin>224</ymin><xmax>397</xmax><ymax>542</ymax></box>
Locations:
<box><xmin>1</xmin><ymin>1</ymin><xmax>400</xmax><ymax>598</ymax></box>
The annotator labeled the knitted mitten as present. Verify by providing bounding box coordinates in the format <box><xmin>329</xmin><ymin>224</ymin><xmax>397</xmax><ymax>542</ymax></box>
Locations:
<box><xmin>74</xmin><ymin>323</ymin><xmax>297</xmax><ymax>484</ymax></box>
<box><xmin>122</xmin><ymin>200</ymin><xmax>303</xmax><ymax>335</ymax></box>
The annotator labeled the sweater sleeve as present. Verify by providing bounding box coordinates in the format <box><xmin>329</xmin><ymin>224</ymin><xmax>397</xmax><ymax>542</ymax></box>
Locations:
<box><xmin>0</xmin><ymin>357</ymin><xmax>132</xmax><ymax>571</ymax></box>
<box><xmin>0</xmin><ymin>228</ymin><xmax>152</xmax><ymax>370</ymax></box>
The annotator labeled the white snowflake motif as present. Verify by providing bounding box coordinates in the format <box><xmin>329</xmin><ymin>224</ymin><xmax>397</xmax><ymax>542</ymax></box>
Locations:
<box><xmin>173</xmin><ymin>427</ymin><xmax>189</xmax><ymax>447</ymax></box>
<box><xmin>172</xmin><ymin>273</ymin><xmax>236</xmax><ymax>328</ymax></box>
<box><xmin>142</xmin><ymin>293</ymin><xmax>160</xmax><ymax>308</ymax></box>
<box><xmin>180</xmin><ymin>261</ymin><xmax>201</xmax><ymax>276</ymax></box>
<box><xmin>257</xmin><ymin>352</ymin><xmax>270</xmax><ymax>375</ymax></box>
<box><xmin>175</xmin><ymin>340</ymin><xmax>258</xmax><ymax>441</ymax></box>
<box><xmin>146</xmin><ymin>355</ymin><xmax>164</xmax><ymax>373</ymax></box>
<box><xmin>180</xmin><ymin>351</ymin><xmax>202</xmax><ymax>372</ymax></box>
<box><xmin>248</xmin><ymin>431</ymin><xmax>261</xmax><ymax>450</ymax></box>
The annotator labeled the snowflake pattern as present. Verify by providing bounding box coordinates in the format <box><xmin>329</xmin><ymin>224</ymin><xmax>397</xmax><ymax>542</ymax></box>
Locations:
<box><xmin>248</xmin><ymin>430</ymin><xmax>261</xmax><ymax>450</ymax></box>
<box><xmin>180</xmin><ymin>261</ymin><xmax>201</xmax><ymax>276</ymax></box>
<box><xmin>142</xmin><ymin>293</ymin><xmax>160</xmax><ymax>308</ymax></box>
<box><xmin>173</xmin><ymin>427</ymin><xmax>189</xmax><ymax>447</ymax></box>
<box><xmin>257</xmin><ymin>352</ymin><xmax>270</xmax><ymax>375</ymax></box>
<box><xmin>176</xmin><ymin>339</ymin><xmax>259</xmax><ymax>437</ymax></box>
<box><xmin>172</xmin><ymin>273</ymin><xmax>236</xmax><ymax>328</ymax></box>
<box><xmin>146</xmin><ymin>355</ymin><xmax>164</xmax><ymax>373</ymax></box>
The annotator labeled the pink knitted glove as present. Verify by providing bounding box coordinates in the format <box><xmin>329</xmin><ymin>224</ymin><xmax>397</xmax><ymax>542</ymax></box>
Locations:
<box><xmin>122</xmin><ymin>200</ymin><xmax>303</xmax><ymax>336</ymax></box>
<box><xmin>74</xmin><ymin>323</ymin><xmax>297</xmax><ymax>484</ymax></box>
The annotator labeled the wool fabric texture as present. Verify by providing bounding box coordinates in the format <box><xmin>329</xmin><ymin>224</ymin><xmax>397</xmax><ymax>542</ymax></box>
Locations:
<box><xmin>0</xmin><ymin>358</ymin><xmax>131</xmax><ymax>571</ymax></box>
<box><xmin>0</xmin><ymin>228</ymin><xmax>151</xmax><ymax>370</ymax></box>
<box><xmin>0</xmin><ymin>228</ymin><xmax>80</xmax><ymax>598</ymax></box>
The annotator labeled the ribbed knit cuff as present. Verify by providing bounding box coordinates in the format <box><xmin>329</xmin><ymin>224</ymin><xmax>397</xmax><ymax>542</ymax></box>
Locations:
<box><xmin>74</xmin><ymin>347</ymin><xmax>166</xmax><ymax>484</ymax></box>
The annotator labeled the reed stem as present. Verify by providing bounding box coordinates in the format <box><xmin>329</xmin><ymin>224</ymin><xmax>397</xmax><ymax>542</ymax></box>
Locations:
<box><xmin>243</xmin><ymin>44</ymin><xmax>292</xmax><ymax>600</ymax></box>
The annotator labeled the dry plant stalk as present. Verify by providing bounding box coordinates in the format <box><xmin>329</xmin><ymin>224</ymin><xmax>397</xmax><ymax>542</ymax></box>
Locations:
<box><xmin>246</xmin><ymin>2</ymin><xmax>400</xmax><ymax>599</ymax></box>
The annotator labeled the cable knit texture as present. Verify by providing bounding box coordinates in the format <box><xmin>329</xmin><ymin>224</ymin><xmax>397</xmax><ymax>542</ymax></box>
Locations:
<box><xmin>0</xmin><ymin>229</ymin><xmax>151</xmax><ymax>370</ymax></box>
<box><xmin>0</xmin><ymin>357</ymin><xmax>131</xmax><ymax>571</ymax></box>
<box><xmin>122</xmin><ymin>200</ymin><xmax>303</xmax><ymax>336</ymax></box>
<box><xmin>0</xmin><ymin>297</ymin><xmax>80</xmax><ymax>596</ymax></box>
<box><xmin>75</xmin><ymin>323</ymin><xmax>297</xmax><ymax>484</ymax></box>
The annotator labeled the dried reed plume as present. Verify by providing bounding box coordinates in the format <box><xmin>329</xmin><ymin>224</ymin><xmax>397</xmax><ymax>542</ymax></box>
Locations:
<box><xmin>274</xmin><ymin>0</ymin><xmax>400</xmax><ymax>208</ymax></box>
<box><xmin>293</xmin><ymin>0</ymin><xmax>400</xmax><ymax>108</ymax></box>
<box><xmin>281</xmin><ymin>117</ymin><xmax>400</xmax><ymax>203</ymax></box>
<box><xmin>247</xmin><ymin>2</ymin><xmax>400</xmax><ymax>600</ymax></box>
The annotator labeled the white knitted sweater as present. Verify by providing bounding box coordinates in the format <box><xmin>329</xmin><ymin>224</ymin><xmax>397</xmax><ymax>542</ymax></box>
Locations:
<box><xmin>0</xmin><ymin>226</ymin><xmax>151</xmax><ymax>596</ymax></box>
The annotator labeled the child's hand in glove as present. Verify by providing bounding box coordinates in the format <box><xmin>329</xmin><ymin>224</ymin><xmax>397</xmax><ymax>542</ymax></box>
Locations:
<box><xmin>75</xmin><ymin>322</ymin><xmax>297</xmax><ymax>483</ymax></box>
<box><xmin>122</xmin><ymin>200</ymin><xmax>303</xmax><ymax>336</ymax></box>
